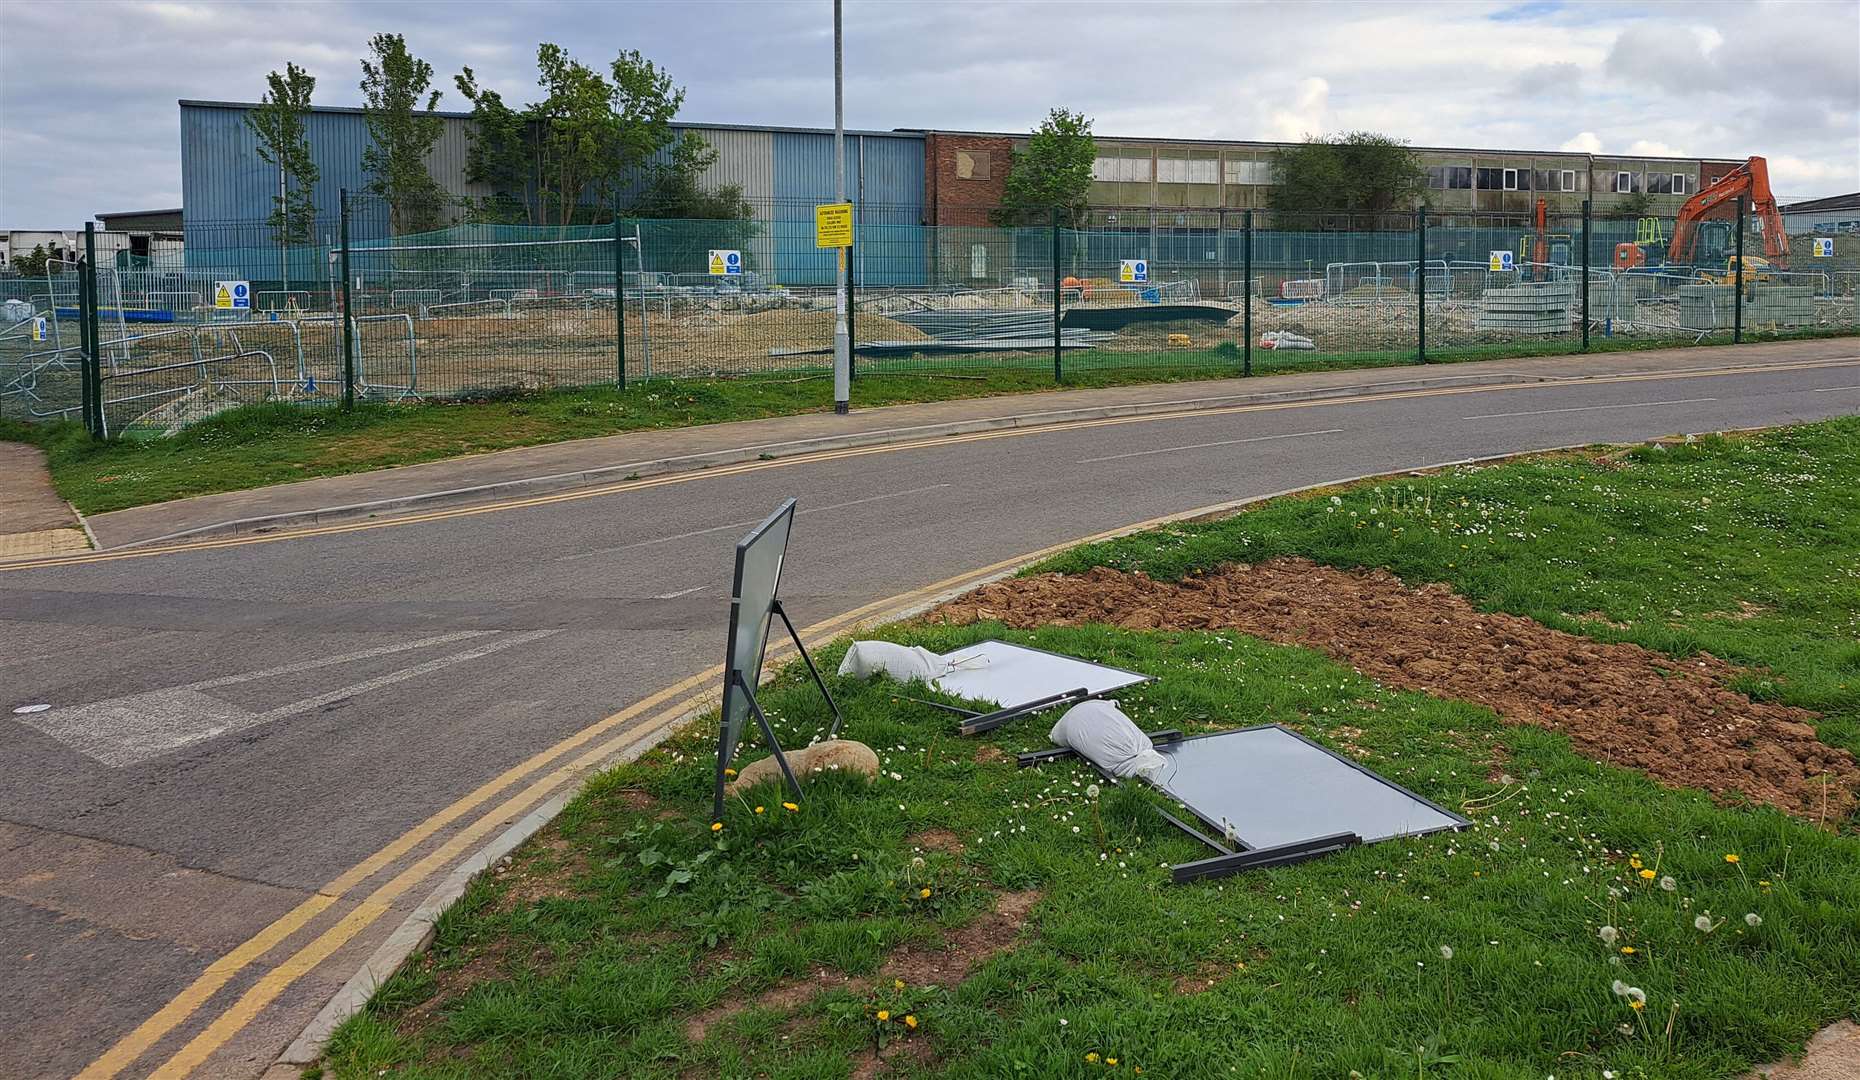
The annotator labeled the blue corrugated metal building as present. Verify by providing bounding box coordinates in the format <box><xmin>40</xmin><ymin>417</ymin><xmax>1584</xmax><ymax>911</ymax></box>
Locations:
<box><xmin>179</xmin><ymin>101</ymin><xmax>927</xmax><ymax>284</ymax></box>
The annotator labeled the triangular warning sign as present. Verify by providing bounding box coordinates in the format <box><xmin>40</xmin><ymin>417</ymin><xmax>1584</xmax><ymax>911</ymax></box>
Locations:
<box><xmin>708</xmin><ymin>253</ymin><xmax>726</xmax><ymax>275</ymax></box>
<box><xmin>215</xmin><ymin>285</ymin><xmax>231</xmax><ymax>306</ymax></box>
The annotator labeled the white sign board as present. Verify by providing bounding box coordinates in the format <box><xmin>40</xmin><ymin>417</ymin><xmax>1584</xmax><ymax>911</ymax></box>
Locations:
<box><xmin>214</xmin><ymin>280</ymin><xmax>251</xmax><ymax>310</ymax></box>
<box><xmin>31</xmin><ymin>316</ymin><xmax>48</xmax><ymax>342</ymax></box>
<box><xmin>1119</xmin><ymin>258</ymin><xmax>1149</xmax><ymax>284</ymax></box>
<box><xmin>1488</xmin><ymin>250</ymin><xmax>1515</xmax><ymax>272</ymax></box>
<box><xmin>707</xmin><ymin>249</ymin><xmax>743</xmax><ymax>276</ymax></box>
<box><xmin>1812</xmin><ymin>237</ymin><xmax>1835</xmax><ymax>258</ymax></box>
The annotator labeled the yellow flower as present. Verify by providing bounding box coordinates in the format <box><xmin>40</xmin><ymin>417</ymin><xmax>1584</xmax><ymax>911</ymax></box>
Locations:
<box><xmin>1086</xmin><ymin>1053</ymin><xmax>1100</xmax><ymax>1064</ymax></box>
<box><xmin>1724</xmin><ymin>853</ymin><xmax>1740</xmax><ymax>864</ymax></box>
<box><xmin>1629</xmin><ymin>1000</ymin><xmax>1645</xmax><ymax>1011</ymax></box>
<box><xmin>893</xmin><ymin>979</ymin><xmax>905</xmax><ymax>990</ymax></box>
<box><xmin>904</xmin><ymin>1014</ymin><xmax>917</xmax><ymax>1029</ymax></box>
<box><xmin>920</xmin><ymin>887</ymin><xmax>932</xmax><ymax>899</ymax></box>
<box><xmin>1759</xmin><ymin>879</ymin><xmax>1772</xmax><ymax>888</ymax></box>
<box><xmin>1621</xmin><ymin>946</ymin><xmax>1636</xmax><ymax>955</ymax></box>
<box><xmin>877</xmin><ymin>1010</ymin><xmax>890</xmax><ymax>1022</ymax></box>
<box><xmin>1629</xmin><ymin>856</ymin><xmax>1643</xmax><ymax>869</ymax></box>
<box><xmin>724</xmin><ymin>768</ymin><xmax>736</xmax><ymax>777</ymax></box>
<box><xmin>1108</xmin><ymin>1058</ymin><xmax>1119</xmax><ymax>1066</ymax></box>
<box><xmin>710</xmin><ymin>821</ymin><xmax>723</xmax><ymax>832</ymax></box>
<box><xmin>754</xmin><ymin>806</ymin><xmax>765</xmax><ymax>814</ymax></box>
<box><xmin>783</xmin><ymin>801</ymin><xmax>799</xmax><ymax>812</ymax></box>
<box><xmin>1639</xmin><ymin>869</ymin><xmax>1656</xmax><ymax>880</ymax></box>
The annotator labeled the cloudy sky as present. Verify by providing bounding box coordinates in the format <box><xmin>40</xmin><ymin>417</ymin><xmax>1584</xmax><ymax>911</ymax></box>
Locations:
<box><xmin>1</xmin><ymin>0</ymin><xmax>1855</xmax><ymax>227</ymax></box>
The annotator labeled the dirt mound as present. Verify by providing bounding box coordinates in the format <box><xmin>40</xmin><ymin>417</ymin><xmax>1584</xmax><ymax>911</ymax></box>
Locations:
<box><xmin>931</xmin><ymin>559</ymin><xmax>1857</xmax><ymax>820</ymax></box>
<box><xmin>738</xmin><ymin>308</ymin><xmax>929</xmax><ymax>343</ymax></box>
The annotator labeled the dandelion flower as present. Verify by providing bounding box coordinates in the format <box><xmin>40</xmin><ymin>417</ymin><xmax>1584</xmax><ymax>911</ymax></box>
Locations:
<box><xmin>1659</xmin><ymin>876</ymin><xmax>1676</xmax><ymax>892</ymax></box>
<box><xmin>1611</xmin><ymin>980</ymin><xmax>1630</xmax><ymax>997</ymax></box>
<box><xmin>1599</xmin><ymin>926</ymin><xmax>1619</xmax><ymax>945</ymax></box>
<box><xmin>710</xmin><ymin>821</ymin><xmax>724</xmax><ymax>832</ymax></box>
<box><xmin>1695</xmin><ymin>915</ymin><xmax>1715</xmax><ymax>933</ymax></box>
<box><xmin>1625</xmin><ymin>986</ymin><xmax>1646</xmax><ymax>1006</ymax></box>
<box><xmin>1638</xmin><ymin>869</ymin><xmax>1655</xmax><ymax>880</ymax></box>
<box><xmin>723</xmin><ymin>768</ymin><xmax>736</xmax><ymax>778</ymax></box>
<box><xmin>782</xmin><ymin>801</ymin><xmax>799</xmax><ymax>812</ymax></box>
<box><xmin>754</xmin><ymin>806</ymin><xmax>765</xmax><ymax>814</ymax></box>
<box><xmin>1107</xmin><ymin>1058</ymin><xmax>1118</xmax><ymax>1066</ymax></box>
<box><xmin>911</xmin><ymin>856</ymin><xmax>926</xmax><ymax>869</ymax></box>
<box><xmin>1086</xmin><ymin>783</ymin><xmax>1101</xmax><ymax>799</ymax></box>
<box><xmin>1629</xmin><ymin>1000</ymin><xmax>1645</xmax><ymax>1011</ymax></box>
<box><xmin>893</xmin><ymin>979</ymin><xmax>905</xmax><ymax>990</ymax></box>
<box><xmin>1620</xmin><ymin>946</ymin><xmax>1636</xmax><ymax>955</ymax></box>
<box><xmin>1086</xmin><ymin>1052</ymin><xmax>1100</xmax><ymax>1063</ymax></box>
<box><xmin>1629</xmin><ymin>856</ymin><xmax>1643</xmax><ymax>870</ymax></box>
<box><xmin>1745</xmin><ymin>913</ymin><xmax>1762</xmax><ymax>927</ymax></box>
<box><xmin>877</xmin><ymin>1010</ymin><xmax>890</xmax><ymax>1022</ymax></box>
<box><xmin>1724</xmin><ymin>853</ymin><xmax>1740</xmax><ymax>864</ymax></box>
<box><xmin>904</xmin><ymin>1014</ymin><xmax>917</xmax><ymax>1029</ymax></box>
<box><xmin>920</xmin><ymin>887</ymin><xmax>932</xmax><ymax>899</ymax></box>
<box><xmin>1439</xmin><ymin>945</ymin><xmax>1454</xmax><ymax>960</ymax></box>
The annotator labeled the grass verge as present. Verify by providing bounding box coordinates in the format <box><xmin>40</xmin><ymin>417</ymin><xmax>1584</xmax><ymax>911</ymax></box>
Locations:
<box><xmin>11</xmin><ymin>328</ymin><xmax>1852</xmax><ymax>516</ymax></box>
<box><xmin>321</xmin><ymin>418</ymin><xmax>1860</xmax><ymax>1079</ymax></box>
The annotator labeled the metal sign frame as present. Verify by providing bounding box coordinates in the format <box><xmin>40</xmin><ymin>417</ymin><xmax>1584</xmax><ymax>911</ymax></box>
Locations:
<box><xmin>711</xmin><ymin>499</ymin><xmax>843</xmax><ymax>821</ymax></box>
<box><xmin>1019</xmin><ymin>723</ymin><xmax>1468</xmax><ymax>882</ymax></box>
<box><xmin>906</xmin><ymin>640</ymin><xmax>1151</xmax><ymax>735</ymax></box>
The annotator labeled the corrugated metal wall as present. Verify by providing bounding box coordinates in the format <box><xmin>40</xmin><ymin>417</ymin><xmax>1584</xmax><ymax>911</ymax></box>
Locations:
<box><xmin>771</xmin><ymin>130</ymin><xmax>925</xmax><ymax>285</ymax></box>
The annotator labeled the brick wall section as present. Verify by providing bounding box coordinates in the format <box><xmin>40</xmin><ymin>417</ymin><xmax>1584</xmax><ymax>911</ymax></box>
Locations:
<box><xmin>925</xmin><ymin>133</ymin><xmax>1013</xmax><ymax>225</ymax></box>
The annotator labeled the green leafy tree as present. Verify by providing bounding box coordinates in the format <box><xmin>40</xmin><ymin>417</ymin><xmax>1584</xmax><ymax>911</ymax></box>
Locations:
<box><xmin>244</xmin><ymin>63</ymin><xmax>320</xmax><ymax>246</ymax></box>
<box><xmin>1614</xmin><ymin>191</ymin><xmax>1653</xmax><ymax>220</ymax></box>
<box><xmin>10</xmin><ymin>243</ymin><xmax>52</xmax><ymax>278</ymax></box>
<box><xmin>631</xmin><ymin>132</ymin><xmax>754</xmax><ymax>220</ymax></box>
<box><xmin>360</xmin><ymin>33</ymin><xmax>448</xmax><ymax>233</ymax></box>
<box><xmin>1269</xmin><ymin>132</ymin><xmax>1425</xmax><ymax>226</ymax></box>
<box><xmin>993</xmin><ymin>108</ymin><xmax>1096</xmax><ymax>227</ymax></box>
<box><xmin>530</xmin><ymin>44</ymin><xmax>685</xmax><ymax>225</ymax></box>
<box><xmin>455</xmin><ymin>66</ymin><xmax>537</xmax><ymax>224</ymax></box>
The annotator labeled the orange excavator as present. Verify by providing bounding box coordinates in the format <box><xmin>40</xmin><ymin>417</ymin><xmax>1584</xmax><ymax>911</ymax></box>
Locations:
<box><xmin>1612</xmin><ymin>156</ymin><xmax>1790</xmax><ymax>275</ymax></box>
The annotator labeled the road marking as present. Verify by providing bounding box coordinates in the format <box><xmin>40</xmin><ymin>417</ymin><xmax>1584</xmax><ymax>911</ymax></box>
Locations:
<box><xmin>1078</xmin><ymin>428</ymin><xmax>1343</xmax><ymax>463</ymax></box>
<box><xmin>1812</xmin><ymin>385</ymin><xmax>1860</xmax><ymax>392</ymax></box>
<box><xmin>558</xmin><ymin>484</ymin><xmax>953</xmax><ymax>560</ymax></box>
<box><xmin>20</xmin><ymin>631</ymin><xmax>561</xmax><ymax>768</ymax></box>
<box><xmin>652</xmin><ymin>585</ymin><xmax>709</xmax><ymax>600</ymax></box>
<box><xmin>97</xmin><ymin>497</ymin><xmax>1254</xmax><ymax>1079</ymax></box>
<box><xmin>1462</xmin><ymin>397</ymin><xmax>1717</xmax><ymax>420</ymax></box>
<box><xmin>184</xmin><ymin>631</ymin><xmax>496</xmax><ymax>691</ymax></box>
<box><xmin>9</xmin><ymin>355</ymin><xmax>1858</xmax><ymax>576</ymax></box>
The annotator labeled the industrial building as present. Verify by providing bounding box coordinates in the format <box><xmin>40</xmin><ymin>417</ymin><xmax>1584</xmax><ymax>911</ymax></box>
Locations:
<box><xmin>175</xmin><ymin>99</ymin><xmax>1744</xmax><ymax>284</ymax></box>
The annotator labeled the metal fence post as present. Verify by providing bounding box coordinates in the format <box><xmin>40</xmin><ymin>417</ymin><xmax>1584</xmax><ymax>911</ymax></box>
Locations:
<box><xmin>613</xmin><ymin>209</ymin><xmax>626</xmax><ymax>390</ymax></box>
<box><xmin>1581</xmin><ymin>199</ymin><xmax>1592</xmax><ymax>352</ymax></box>
<box><xmin>1733</xmin><ymin>194</ymin><xmax>1746</xmax><ymax>344</ymax></box>
<box><xmin>1242</xmin><ymin>208</ymin><xmax>1253</xmax><ymax>377</ymax></box>
<box><xmin>339</xmin><ymin>188</ymin><xmax>356</xmax><ymax>411</ymax></box>
<box><xmin>847</xmin><ymin>233</ymin><xmax>857</xmax><ymax>383</ymax></box>
<box><xmin>82</xmin><ymin>222</ymin><xmax>102</xmax><ymax>437</ymax></box>
<box><xmin>1415</xmin><ymin>207</ymin><xmax>1428</xmax><ymax>364</ymax></box>
<box><xmin>1052</xmin><ymin>208</ymin><xmax>1063</xmax><ymax>383</ymax></box>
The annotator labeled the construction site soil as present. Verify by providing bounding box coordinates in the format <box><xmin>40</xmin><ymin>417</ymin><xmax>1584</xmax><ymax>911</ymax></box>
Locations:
<box><xmin>930</xmin><ymin>559</ymin><xmax>1858</xmax><ymax>820</ymax></box>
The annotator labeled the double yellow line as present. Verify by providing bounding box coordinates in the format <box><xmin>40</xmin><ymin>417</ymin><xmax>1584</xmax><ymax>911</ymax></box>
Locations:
<box><xmin>62</xmin><ymin>353</ymin><xmax>1860</xmax><ymax>1076</ymax></box>
<box><xmin>13</xmin><ymin>354</ymin><xmax>1855</xmax><ymax>577</ymax></box>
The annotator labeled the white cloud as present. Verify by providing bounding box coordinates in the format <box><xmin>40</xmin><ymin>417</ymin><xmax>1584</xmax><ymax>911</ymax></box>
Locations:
<box><xmin>1267</xmin><ymin>77</ymin><xmax>1330</xmax><ymax>141</ymax></box>
<box><xmin>1561</xmin><ymin>131</ymin><xmax>1604</xmax><ymax>153</ymax></box>
<box><xmin>1626</xmin><ymin>139</ymin><xmax>1685</xmax><ymax>157</ymax></box>
<box><xmin>144</xmin><ymin>2</ymin><xmax>216</xmax><ymax>23</ymax></box>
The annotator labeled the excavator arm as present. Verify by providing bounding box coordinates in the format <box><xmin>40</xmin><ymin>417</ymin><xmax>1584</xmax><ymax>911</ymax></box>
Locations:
<box><xmin>1667</xmin><ymin>157</ymin><xmax>1790</xmax><ymax>269</ymax></box>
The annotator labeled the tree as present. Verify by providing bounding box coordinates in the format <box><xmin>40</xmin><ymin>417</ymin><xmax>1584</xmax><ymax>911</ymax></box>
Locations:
<box><xmin>10</xmin><ymin>243</ymin><xmax>51</xmax><ymax>278</ymax></box>
<box><xmin>1268</xmin><ymin>132</ymin><xmax>1426</xmax><ymax>225</ymax></box>
<box><xmin>993</xmin><ymin>108</ymin><xmax>1096</xmax><ymax>227</ymax></box>
<box><xmin>455</xmin><ymin>66</ymin><xmax>536</xmax><ymax>224</ymax></box>
<box><xmin>1614</xmin><ymin>191</ymin><xmax>1653</xmax><ymax>220</ymax></box>
<box><xmin>631</xmin><ymin>131</ymin><xmax>754</xmax><ymax>220</ymax></box>
<box><xmin>360</xmin><ymin>33</ymin><xmax>448</xmax><ymax>233</ymax></box>
<box><xmin>244</xmin><ymin>63</ymin><xmax>319</xmax><ymax>245</ymax></box>
<box><xmin>530</xmin><ymin>44</ymin><xmax>685</xmax><ymax>225</ymax></box>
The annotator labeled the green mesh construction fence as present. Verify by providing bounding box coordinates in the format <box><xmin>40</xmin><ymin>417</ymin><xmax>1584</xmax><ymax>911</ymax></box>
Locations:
<box><xmin>7</xmin><ymin>197</ymin><xmax>1855</xmax><ymax>435</ymax></box>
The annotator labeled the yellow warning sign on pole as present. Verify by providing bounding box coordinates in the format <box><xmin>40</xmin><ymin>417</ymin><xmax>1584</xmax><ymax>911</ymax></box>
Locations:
<box><xmin>815</xmin><ymin>202</ymin><xmax>853</xmax><ymax>249</ymax></box>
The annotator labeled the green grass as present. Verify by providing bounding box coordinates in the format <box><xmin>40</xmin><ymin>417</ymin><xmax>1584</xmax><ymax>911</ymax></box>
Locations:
<box><xmin>322</xmin><ymin>419</ymin><xmax>1860</xmax><ymax>1079</ymax></box>
<box><xmin>12</xmin><ymin>328</ymin><xmax>1852</xmax><ymax>516</ymax></box>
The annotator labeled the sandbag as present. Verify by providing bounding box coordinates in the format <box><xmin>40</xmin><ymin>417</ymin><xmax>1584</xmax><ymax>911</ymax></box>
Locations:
<box><xmin>1049</xmin><ymin>699</ymin><xmax>1166</xmax><ymax>779</ymax></box>
<box><xmin>837</xmin><ymin>640</ymin><xmax>949</xmax><ymax>683</ymax></box>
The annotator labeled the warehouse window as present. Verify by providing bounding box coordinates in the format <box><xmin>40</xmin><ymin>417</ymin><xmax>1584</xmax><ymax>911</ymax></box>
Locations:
<box><xmin>1157</xmin><ymin>158</ymin><xmax>1218</xmax><ymax>184</ymax></box>
<box><xmin>1561</xmin><ymin>169</ymin><xmax>1577</xmax><ymax>192</ymax></box>
<box><xmin>1092</xmin><ymin>155</ymin><xmax>1152</xmax><ymax>183</ymax></box>
<box><xmin>955</xmin><ymin>150</ymin><xmax>990</xmax><ymax>180</ymax></box>
<box><xmin>1647</xmin><ymin>173</ymin><xmax>1672</xmax><ymax>194</ymax></box>
<box><xmin>1224</xmin><ymin>159</ymin><xmax>1275</xmax><ymax>185</ymax></box>
<box><xmin>1672</xmin><ymin>174</ymin><xmax>1690</xmax><ymax>196</ymax></box>
<box><xmin>1533</xmin><ymin>169</ymin><xmax>1558</xmax><ymax>193</ymax></box>
<box><xmin>1476</xmin><ymin>168</ymin><xmax>1504</xmax><ymax>190</ymax></box>
<box><xmin>1615</xmin><ymin>171</ymin><xmax>1637</xmax><ymax>193</ymax></box>
<box><xmin>1447</xmin><ymin>166</ymin><xmax>1472</xmax><ymax>189</ymax></box>
<box><xmin>1502</xmin><ymin>168</ymin><xmax>1518</xmax><ymax>190</ymax></box>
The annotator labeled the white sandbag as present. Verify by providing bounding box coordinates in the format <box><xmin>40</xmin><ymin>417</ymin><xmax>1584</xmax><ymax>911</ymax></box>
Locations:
<box><xmin>837</xmin><ymin>640</ymin><xmax>949</xmax><ymax>683</ymax></box>
<box><xmin>1049</xmin><ymin>699</ymin><xmax>1166</xmax><ymax>779</ymax></box>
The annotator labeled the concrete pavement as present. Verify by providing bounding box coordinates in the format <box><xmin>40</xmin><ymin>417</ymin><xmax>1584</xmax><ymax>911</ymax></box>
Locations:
<box><xmin>2</xmin><ymin>337</ymin><xmax>1857</xmax><ymax>1079</ymax></box>
<box><xmin>0</xmin><ymin>443</ymin><xmax>88</xmax><ymax>559</ymax></box>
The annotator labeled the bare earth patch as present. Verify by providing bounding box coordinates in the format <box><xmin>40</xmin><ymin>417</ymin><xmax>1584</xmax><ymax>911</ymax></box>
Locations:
<box><xmin>906</xmin><ymin>828</ymin><xmax>966</xmax><ymax>855</ymax></box>
<box><xmin>1743</xmin><ymin>1021</ymin><xmax>1860</xmax><ymax>1080</ymax></box>
<box><xmin>930</xmin><ymin>558</ymin><xmax>1858</xmax><ymax>820</ymax></box>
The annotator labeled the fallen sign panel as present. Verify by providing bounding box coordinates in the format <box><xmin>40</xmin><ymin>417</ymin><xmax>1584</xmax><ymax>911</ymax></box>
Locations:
<box><xmin>931</xmin><ymin>640</ymin><xmax>1151</xmax><ymax>735</ymax></box>
<box><xmin>1022</xmin><ymin>722</ymin><xmax>1467</xmax><ymax>881</ymax></box>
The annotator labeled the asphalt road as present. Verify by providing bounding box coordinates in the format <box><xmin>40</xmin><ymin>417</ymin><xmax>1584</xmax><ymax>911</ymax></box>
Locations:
<box><xmin>4</xmin><ymin>352</ymin><xmax>1859</xmax><ymax>1079</ymax></box>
